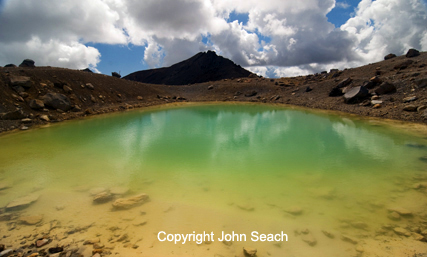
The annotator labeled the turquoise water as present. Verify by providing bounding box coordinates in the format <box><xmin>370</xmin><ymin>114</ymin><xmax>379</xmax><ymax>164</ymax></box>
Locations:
<box><xmin>1</xmin><ymin>103</ymin><xmax>427</xmax><ymax>256</ymax></box>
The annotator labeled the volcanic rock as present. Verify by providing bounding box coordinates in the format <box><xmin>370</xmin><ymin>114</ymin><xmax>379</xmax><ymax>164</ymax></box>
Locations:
<box><xmin>112</xmin><ymin>72</ymin><xmax>121</xmax><ymax>78</ymax></box>
<box><xmin>1</xmin><ymin>109</ymin><xmax>26</xmax><ymax>120</ymax></box>
<box><xmin>10</xmin><ymin>76</ymin><xmax>32</xmax><ymax>89</ymax></box>
<box><xmin>19</xmin><ymin>59</ymin><xmax>35</xmax><ymax>68</ymax></box>
<box><xmin>344</xmin><ymin>86</ymin><xmax>369</xmax><ymax>103</ymax></box>
<box><xmin>42</xmin><ymin>93</ymin><xmax>71</xmax><ymax>111</ymax></box>
<box><xmin>336</xmin><ymin>78</ymin><xmax>352</xmax><ymax>88</ymax></box>
<box><xmin>384</xmin><ymin>53</ymin><xmax>397</xmax><ymax>60</ymax></box>
<box><xmin>406</xmin><ymin>49</ymin><xmax>420</xmax><ymax>58</ymax></box>
<box><xmin>375</xmin><ymin>82</ymin><xmax>396</xmax><ymax>95</ymax></box>
<box><xmin>29</xmin><ymin>99</ymin><xmax>45</xmax><ymax>110</ymax></box>
<box><xmin>124</xmin><ymin>50</ymin><xmax>253</xmax><ymax>85</ymax></box>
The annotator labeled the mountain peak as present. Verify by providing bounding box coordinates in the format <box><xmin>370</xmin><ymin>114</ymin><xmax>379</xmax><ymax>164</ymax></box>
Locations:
<box><xmin>123</xmin><ymin>51</ymin><xmax>253</xmax><ymax>85</ymax></box>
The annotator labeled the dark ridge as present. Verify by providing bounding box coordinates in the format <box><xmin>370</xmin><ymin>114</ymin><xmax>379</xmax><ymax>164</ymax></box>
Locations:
<box><xmin>123</xmin><ymin>50</ymin><xmax>253</xmax><ymax>85</ymax></box>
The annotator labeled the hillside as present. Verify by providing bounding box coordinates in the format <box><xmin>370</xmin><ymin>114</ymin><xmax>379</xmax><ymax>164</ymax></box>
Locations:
<box><xmin>123</xmin><ymin>50</ymin><xmax>253</xmax><ymax>85</ymax></box>
<box><xmin>0</xmin><ymin>49</ymin><xmax>427</xmax><ymax>133</ymax></box>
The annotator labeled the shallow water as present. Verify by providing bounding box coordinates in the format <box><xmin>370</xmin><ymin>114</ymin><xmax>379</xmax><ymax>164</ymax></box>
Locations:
<box><xmin>1</xmin><ymin>103</ymin><xmax>427</xmax><ymax>256</ymax></box>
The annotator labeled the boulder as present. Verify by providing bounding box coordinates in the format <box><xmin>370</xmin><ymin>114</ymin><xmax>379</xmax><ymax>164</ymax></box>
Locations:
<box><xmin>6</xmin><ymin>193</ymin><xmax>39</xmax><ymax>211</ymax></box>
<box><xmin>406</xmin><ymin>49</ymin><xmax>420</xmax><ymax>58</ymax></box>
<box><xmin>29</xmin><ymin>99</ymin><xmax>45</xmax><ymax>110</ymax></box>
<box><xmin>374</xmin><ymin>82</ymin><xmax>396</xmax><ymax>95</ymax></box>
<box><xmin>42</xmin><ymin>93</ymin><xmax>71</xmax><ymax>111</ymax></box>
<box><xmin>1</xmin><ymin>109</ymin><xmax>26</xmax><ymax>120</ymax></box>
<box><xmin>19</xmin><ymin>59</ymin><xmax>35</xmax><ymax>67</ymax></box>
<box><xmin>344</xmin><ymin>86</ymin><xmax>369</xmax><ymax>103</ymax></box>
<box><xmin>329</xmin><ymin>87</ymin><xmax>344</xmax><ymax>97</ymax></box>
<box><xmin>363</xmin><ymin>81</ymin><xmax>376</xmax><ymax>89</ymax></box>
<box><xmin>337</xmin><ymin>78</ymin><xmax>352</xmax><ymax>88</ymax></box>
<box><xmin>10</xmin><ymin>76</ymin><xmax>32</xmax><ymax>89</ymax></box>
<box><xmin>112</xmin><ymin>193</ymin><xmax>149</xmax><ymax>210</ymax></box>
<box><xmin>4</xmin><ymin>64</ymin><xmax>16</xmax><ymax>68</ymax></box>
<box><xmin>82</xmin><ymin>68</ymin><xmax>93</xmax><ymax>73</ymax></box>
<box><xmin>112</xmin><ymin>72</ymin><xmax>121</xmax><ymax>78</ymax></box>
<box><xmin>384</xmin><ymin>53</ymin><xmax>397</xmax><ymax>60</ymax></box>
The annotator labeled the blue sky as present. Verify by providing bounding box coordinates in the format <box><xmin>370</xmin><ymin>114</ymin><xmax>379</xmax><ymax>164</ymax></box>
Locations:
<box><xmin>0</xmin><ymin>0</ymin><xmax>426</xmax><ymax>78</ymax></box>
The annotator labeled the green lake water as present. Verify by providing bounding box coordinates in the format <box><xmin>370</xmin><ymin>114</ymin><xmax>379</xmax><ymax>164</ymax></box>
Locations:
<box><xmin>1</xmin><ymin>103</ymin><xmax>427</xmax><ymax>256</ymax></box>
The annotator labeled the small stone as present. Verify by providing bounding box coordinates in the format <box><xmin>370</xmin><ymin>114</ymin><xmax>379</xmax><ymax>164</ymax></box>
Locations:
<box><xmin>388</xmin><ymin>207</ymin><xmax>412</xmax><ymax>216</ymax></box>
<box><xmin>301</xmin><ymin>232</ymin><xmax>317</xmax><ymax>246</ymax></box>
<box><xmin>21</xmin><ymin>118</ymin><xmax>32</xmax><ymax>123</ymax></box>
<box><xmin>341</xmin><ymin>234</ymin><xmax>358</xmax><ymax>244</ymax></box>
<box><xmin>413</xmin><ymin>233</ymin><xmax>425</xmax><ymax>241</ymax></box>
<box><xmin>372</xmin><ymin>103</ymin><xmax>382</xmax><ymax>109</ymax></box>
<box><xmin>86</xmin><ymin>83</ymin><xmax>95</xmax><ymax>90</ymax></box>
<box><xmin>19</xmin><ymin>215</ymin><xmax>43</xmax><ymax>225</ymax></box>
<box><xmin>63</xmin><ymin>85</ymin><xmax>73</xmax><ymax>94</ymax></box>
<box><xmin>403</xmin><ymin>105</ymin><xmax>418</xmax><ymax>112</ymax></box>
<box><xmin>36</xmin><ymin>238</ymin><xmax>50</xmax><ymax>248</ymax></box>
<box><xmin>351</xmin><ymin>221</ymin><xmax>368</xmax><ymax>230</ymax></box>
<box><xmin>356</xmin><ymin>245</ymin><xmax>364</xmax><ymax>252</ymax></box>
<box><xmin>112</xmin><ymin>194</ymin><xmax>149</xmax><ymax>210</ymax></box>
<box><xmin>417</xmin><ymin>106</ymin><xmax>427</xmax><ymax>112</ymax></box>
<box><xmin>243</xmin><ymin>247</ymin><xmax>257</xmax><ymax>257</ymax></box>
<box><xmin>39</xmin><ymin>115</ymin><xmax>50</xmax><ymax>122</ymax></box>
<box><xmin>322</xmin><ymin>230</ymin><xmax>335</xmax><ymax>239</ymax></box>
<box><xmin>93</xmin><ymin>192</ymin><xmax>113</xmax><ymax>204</ymax></box>
<box><xmin>222</xmin><ymin>240</ymin><xmax>232</xmax><ymax>246</ymax></box>
<box><xmin>0</xmin><ymin>249</ymin><xmax>14</xmax><ymax>257</ymax></box>
<box><xmin>84</xmin><ymin>238</ymin><xmax>100</xmax><ymax>245</ymax></box>
<box><xmin>208</xmin><ymin>85</ymin><xmax>214</xmax><ymax>90</ymax></box>
<box><xmin>403</xmin><ymin>96</ymin><xmax>417</xmax><ymax>103</ymax></box>
<box><xmin>29</xmin><ymin>99</ymin><xmax>45</xmax><ymax>110</ymax></box>
<box><xmin>236</xmin><ymin>204</ymin><xmax>255</xmax><ymax>211</ymax></box>
<box><xmin>388</xmin><ymin>212</ymin><xmax>401</xmax><ymax>221</ymax></box>
<box><xmin>285</xmin><ymin>206</ymin><xmax>303</xmax><ymax>215</ymax></box>
<box><xmin>20</xmin><ymin>125</ymin><xmax>29</xmax><ymax>130</ymax></box>
<box><xmin>137</xmin><ymin>96</ymin><xmax>143</xmax><ymax>100</ymax></box>
<box><xmin>394</xmin><ymin>227</ymin><xmax>411</xmax><ymax>237</ymax></box>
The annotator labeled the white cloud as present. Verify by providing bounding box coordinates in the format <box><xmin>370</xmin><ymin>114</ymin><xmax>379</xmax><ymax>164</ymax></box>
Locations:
<box><xmin>0</xmin><ymin>0</ymin><xmax>426</xmax><ymax>78</ymax></box>
<box><xmin>341</xmin><ymin>0</ymin><xmax>427</xmax><ymax>64</ymax></box>
<box><xmin>336</xmin><ymin>2</ymin><xmax>351</xmax><ymax>9</ymax></box>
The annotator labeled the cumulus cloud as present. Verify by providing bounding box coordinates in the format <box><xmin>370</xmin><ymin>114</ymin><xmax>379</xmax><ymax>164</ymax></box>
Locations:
<box><xmin>0</xmin><ymin>0</ymin><xmax>426</xmax><ymax>77</ymax></box>
<box><xmin>341</xmin><ymin>0</ymin><xmax>427</xmax><ymax>64</ymax></box>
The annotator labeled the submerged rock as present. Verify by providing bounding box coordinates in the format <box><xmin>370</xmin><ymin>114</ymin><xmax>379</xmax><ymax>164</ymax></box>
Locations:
<box><xmin>19</xmin><ymin>215</ymin><xmax>43</xmax><ymax>225</ymax></box>
<box><xmin>243</xmin><ymin>247</ymin><xmax>257</xmax><ymax>257</ymax></box>
<box><xmin>93</xmin><ymin>192</ymin><xmax>113</xmax><ymax>204</ymax></box>
<box><xmin>285</xmin><ymin>206</ymin><xmax>303</xmax><ymax>215</ymax></box>
<box><xmin>394</xmin><ymin>227</ymin><xmax>411</xmax><ymax>237</ymax></box>
<box><xmin>112</xmin><ymin>193</ymin><xmax>149</xmax><ymax>210</ymax></box>
<box><xmin>388</xmin><ymin>207</ymin><xmax>413</xmax><ymax>216</ymax></box>
<box><xmin>301</xmin><ymin>232</ymin><xmax>317</xmax><ymax>246</ymax></box>
<box><xmin>6</xmin><ymin>193</ymin><xmax>40</xmax><ymax>211</ymax></box>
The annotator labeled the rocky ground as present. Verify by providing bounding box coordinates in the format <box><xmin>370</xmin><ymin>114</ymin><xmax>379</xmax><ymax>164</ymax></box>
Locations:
<box><xmin>1</xmin><ymin>50</ymin><xmax>427</xmax><ymax>134</ymax></box>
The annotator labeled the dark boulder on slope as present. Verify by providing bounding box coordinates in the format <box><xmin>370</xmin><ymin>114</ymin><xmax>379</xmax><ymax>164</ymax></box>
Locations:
<box><xmin>123</xmin><ymin>50</ymin><xmax>254</xmax><ymax>85</ymax></box>
<box><xmin>19</xmin><ymin>59</ymin><xmax>35</xmax><ymax>68</ymax></box>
